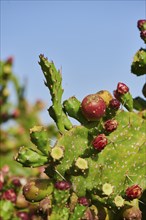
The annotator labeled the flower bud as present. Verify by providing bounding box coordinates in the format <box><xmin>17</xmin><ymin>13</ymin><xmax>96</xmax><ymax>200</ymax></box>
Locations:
<box><xmin>78</xmin><ymin>197</ymin><xmax>89</xmax><ymax>206</ymax></box>
<box><xmin>109</xmin><ymin>99</ymin><xmax>120</xmax><ymax>110</ymax></box>
<box><xmin>2</xmin><ymin>189</ymin><xmax>17</xmax><ymax>203</ymax></box>
<box><xmin>117</xmin><ymin>82</ymin><xmax>129</xmax><ymax>95</ymax></box>
<box><xmin>126</xmin><ymin>185</ymin><xmax>142</xmax><ymax>200</ymax></box>
<box><xmin>54</xmin><ymin>181</ymin><xmax>71</xmax><ymax>190</ymax></box>
<box><xmin>92</xmin><ymin>134</ymin><xmax>108</xmax><ymax>151</ymax></box>
<box><xmin>104</xmin><ymin>119</ymin><xmax>118</xmax><ymax>132</ymax></box>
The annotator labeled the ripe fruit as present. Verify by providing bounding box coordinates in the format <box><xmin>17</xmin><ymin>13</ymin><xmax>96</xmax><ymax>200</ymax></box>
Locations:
<box><xmin>137</xmin><ymin>19</ymin><xmax>146</xmax><ymax>31</ymax></box>
<box><xmin>104</xmin><ymin>119</ymin><xmax>118</xmax><ymax>132</ymax></box>
<box><xmin>2</xmin><ymin>189</ymin><xmax>17</xmax><ymax>203</ymax></box>
<box><xmin>81</xmin><ymin>94</ymin><xmax>106</xmax><ymax>121</ymax></box>
<box><xmin>92</xmin><ymin>134</ymin><xmax>108</xmax><ymax>151</ymax></box>
<box><xmin>117</xmin><ymin>82</ymin><xmax>129</xmax><ymax>95</ymax></box>
<box><xmin>78</xmin><ymin>197</ymin><xmax>89</xmax><ymax>206</ymax></box>
<box><xmin>54</xmin><ymin>181</ymin><xmax>71</xmax><ymax>190</ymax></box>
<box><xmin>125</xmin><ymin>185</ymin><xmax>142</xmax><ymax>200</ymax></box>
<box><xmin>109</xmin><ymin>98</ymin><xmax>120</xmax><ymax>110</ymax></box>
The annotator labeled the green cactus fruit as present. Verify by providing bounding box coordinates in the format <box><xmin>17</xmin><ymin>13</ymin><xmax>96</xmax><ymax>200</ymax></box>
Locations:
<box><xmin>81</xmin><ymin>94</ymin><xmax>106</xmax><ymax>121</ymax></box>
<box><xmin>96</xmin><ymin>90</ymin><xmax>113</xmax><ymax>106</ymax></box>
<box><xmin>131</xmin><ymin>48</ymin><xmax>146</xmax><ymax>76</ymax></box>
<box><xmin>23</xmin><ymin>179</ymin><xmax>53</xmax><ymax>202</ymax></box>
<box><xmin>30</xmin><ymin>126</ymin><xmax>51</xmax><ymax>155</ymax></box>
<box><xmin>63</xmin><ymin>96</ymin><xmax>88</xmax><ymax>125</ymax></box>
<box><xmin>15</xmin><ymin>146</ymin><xmax>48</xmax><ymax>167</ymax></box>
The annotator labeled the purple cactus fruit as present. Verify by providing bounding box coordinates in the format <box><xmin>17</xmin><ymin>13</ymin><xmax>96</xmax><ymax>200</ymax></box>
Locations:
<box><xmin>104</xmin><ymin>119</ymin><xmax>118</xmax><ymax>132</ymax></box>
<box><xmin>117</xmin><ymin>82</ymin><xmax>129</xmax><ymax>95</ymax></box>
<box><xmin>140</xmin><ymin>30</ymin><xmax>146</xmax><ymax>42</ymax></box>
<box><xmin>113</xmin><ymin>90</ymin><xmax>121</xmax><ymax>100</ymax></box>
<box><xmin>109</xmin><ymin>98</ymin><xmax>120</xmax><ymax>110</ymax></box>
<box><xmin>78</xmin><ymin>197</ymin><xmax>89</xmax><ymax>206</ymax></box>
<box><xmin>92</xmin><ymin>134</ymin><xmax>108</xmax><ymax>151</ymax></box>
<box><xmin>12</xmin><ymin>178</ymin><xmax>22</xmax><ymax>188</ymax></box>
<box><xmin>17</xmin><ymin>212</ymin><xmax>29</xmax><ymax>220</ymax></box>
<box><xmin>2</xmin><ymin>189</ymin><xmax>17</xmax><ymax>203</ymax></box>
<box><xmin>81</xmin><ymin>94</ymin><xmax>106</xmax><ymax>121</ymax></box>
<box><xmin>126</xmin><ymin>185</ymin><xmax>142</xmax><ymax>200</ymax></box>
<box><xmin>137</xmin><ymin>19</ymin><xmax>146</xmax><ymax>31</ymax></box>
<box><xmin>54</xmin><ymin>181</ymin><xmax>71</xmax><ymax>190</ymax></box>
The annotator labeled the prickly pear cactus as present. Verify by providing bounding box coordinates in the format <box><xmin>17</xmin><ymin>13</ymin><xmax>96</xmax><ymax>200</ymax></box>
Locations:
<box><xmin>15</xmin><ymin>20</ymin><xmax>146</xmax><ymax>220</ymax></box>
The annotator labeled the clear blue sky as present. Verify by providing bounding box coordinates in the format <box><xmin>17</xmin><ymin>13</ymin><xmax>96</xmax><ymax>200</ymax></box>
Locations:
<box><xmin>1</xmin><ymin>0</ymin><xmax>145</xmax><ymax>124</ymax></box>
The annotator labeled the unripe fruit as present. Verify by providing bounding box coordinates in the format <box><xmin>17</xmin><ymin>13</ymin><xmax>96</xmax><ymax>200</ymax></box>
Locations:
<box><xmin>104</xmin><ymin>119</ymin><xmax>118</xmax><ymax>132</ymax></box>
<box><xmin>125</xmin><ymin>184</ymin><xmax>142</xmax><ymax>200</ymax></box>
<box><xmin>137</xmin><ymin>19</ymin><xmax>146</xmax><ymax>31</ymax></box>
<box><xmin>54</xmin><ymin>181</ymin><xmax>71</xmax><ymax>190</ymax></box>
<box><xmin>109</xmin><ymin>98</ymin><xmax>120</xmax><ymax>110</ymax></box>
<box><xmin>78</xmin><ymin>197</ymin><xmax>89</xmax><ymax>206</ymax></box>
<box><xmin>92</xmin><ymin>134</ymin><xmax>108</xmax><ymax>151</ymax></box>
<box><xmin>117</xmin><ymin>82</ymin><xmax>129</xmax><ymax>95</ymax></box>
<box><xmin>81</xmin><ymin>94</ymin><xmax>106</xmax><ymax>121</ymax></box>
<box><xmin>96</xmin><ymin>90</ymin><xmax>113</xmax><ymax>106</ymax></box>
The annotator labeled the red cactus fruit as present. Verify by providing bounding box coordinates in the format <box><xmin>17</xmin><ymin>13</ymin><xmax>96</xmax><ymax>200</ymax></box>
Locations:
<box><xmin>104</xmin><ymin>119</ymin><xmax>118</xmax><ymax>132</ymax></box>
<box><xmin>2</xmin><ymin>189</ymin><xmax>17</xmax><ymax>203</ymax></box>
<box><xmin>78</xmin><ymin>197</ymin><xmax>89</xmax><ymax>206</ymax></box>
<box><xmin>109</xmin><ymin>98</ymin><xmax>120</xmax><ymax>110</ymax></box>
<box><xmin>137</xmin><ymin>19</ymin><xmax>146</xmax><ymax>31</ymax></box>
<box><xmin>92</xmin><ymin>134</ymin><xmax>108</xmax><ymax>151</ymax></box>
<box><xmin>81</xmin><ymin>94</ymin><xmax>106</xmax><ymax>121</ymax></box>
<box><xmin>12</xmin><ymin>178</ymin><xmax>22</xmax><ymax>188</ymax></box>
<box><xmin>113</xmin><ymin>90</ymin><xmax>121</xmax><ymax>100</ymax></box>
<box><xmin>54</xmin><ymin>181</ymin><xmax>71</xmax><ymax>190</ymax></box>
<box><xmin>126</xmin><ymin>185</ymin><xmax>142</xmax><ymax>200</ymax></box>
<box><xmin>117</xmin><ymin>82</ymin><xmax>129</xmax><ymax>95</ymax></box>
<box><xmin>17</xmin><ymin>212</ymin><xmax>29</xmax><ymax>220</ymax></box>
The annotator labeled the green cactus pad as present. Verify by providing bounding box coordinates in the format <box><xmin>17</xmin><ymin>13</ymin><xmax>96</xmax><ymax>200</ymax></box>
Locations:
<box><xmin>15</xmin><ymin>146</ymin><xmax>48</xmax><ymax>167</ymax></box>
<box><xmin>30</xmin><ymin>126</ymin><xmax>51</xmax><ymax>155</ymax></box>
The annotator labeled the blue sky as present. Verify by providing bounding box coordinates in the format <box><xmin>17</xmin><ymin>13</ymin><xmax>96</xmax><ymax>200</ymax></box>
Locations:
<box><xmin>1</xmin><ymin>0</ymin><xmax>145</xmax><ymax>124</ymax></box>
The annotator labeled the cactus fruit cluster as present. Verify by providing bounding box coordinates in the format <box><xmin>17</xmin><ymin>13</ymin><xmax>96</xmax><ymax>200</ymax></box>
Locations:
<box><xmin>1</xmin><ymin>20</ymin><xmax>145</xmax><ymax>219</ymax></box>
